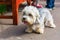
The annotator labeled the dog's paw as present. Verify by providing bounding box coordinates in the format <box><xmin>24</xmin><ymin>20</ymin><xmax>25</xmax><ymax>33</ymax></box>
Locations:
<box><xmin>25</xmin><ymin>28</ymin><xmax>33</xmax><ymax>33</ymax></box>
<box><xmin>36</xmin><ymin>28</ymin><xmax>44</xmax><ymax>34</ymax></box>
<box><xmin>50</xmin><ymin>24</ymin><xmax>56</xmax><ymax>28</ymax></box>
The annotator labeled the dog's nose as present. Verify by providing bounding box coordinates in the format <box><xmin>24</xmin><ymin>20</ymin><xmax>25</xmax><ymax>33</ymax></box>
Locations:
<box><xmin>23</xmin><ymin>18</ymin><xmax>26</xmax><ymax>20</ymax></box>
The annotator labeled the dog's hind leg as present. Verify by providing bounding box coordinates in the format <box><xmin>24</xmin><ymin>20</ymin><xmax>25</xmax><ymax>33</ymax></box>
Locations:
<box><xmin>45</xmin><ymin>11</ymin><xmax>56</xmax><ymax>28</ymax></box>
<box><xmin>49</xmin><ymin>19</ymin><xmax>56</xmax><ymax>28</ymax></box>
<box><xmin>47</xmin><ymin>16</ymin><xmax>56</xmax><ymax>28</ymax></box>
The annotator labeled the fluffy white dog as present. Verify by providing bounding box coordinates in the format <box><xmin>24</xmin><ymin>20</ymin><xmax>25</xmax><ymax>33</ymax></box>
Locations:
<box><xmin>22</xmin><ymin>6</ymin><xmax>56</xmax><ymax>34</ymax></box>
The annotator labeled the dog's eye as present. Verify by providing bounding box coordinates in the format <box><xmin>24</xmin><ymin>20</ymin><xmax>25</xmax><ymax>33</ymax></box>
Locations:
<box><xmin>29</xmin><ymin>14</ymin><xmax>32</xmax><ymax>16</ymax></box>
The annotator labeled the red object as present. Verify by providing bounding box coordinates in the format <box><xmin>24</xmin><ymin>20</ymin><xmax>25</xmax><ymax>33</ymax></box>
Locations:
<box><xmin>0</xmin><ymin>0</ymin><xmax>31</xmax><ymax>25</ymax></box>
<box><xmin>36</xmin><ymin>4</ymin><xmax>43</xmax><ymax>8</ymax></box>
<box><xmin>32</xmin><ymin>4</ymin><xmax>43</xmax><ymax>8</ymax></box>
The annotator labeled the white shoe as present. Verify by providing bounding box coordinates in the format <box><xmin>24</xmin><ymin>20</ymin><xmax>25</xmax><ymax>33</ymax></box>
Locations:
<box><xmin>46</xmin><ymin>7</ymin><xmax>55</xmax><ymax>11</ymax></box>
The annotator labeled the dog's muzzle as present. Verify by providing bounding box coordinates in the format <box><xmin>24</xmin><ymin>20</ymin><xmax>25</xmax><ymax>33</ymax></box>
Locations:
<box><xmin>22</xmin><ymin>17</ymin><xmax>28</xmax><ymax>24</ymax></box>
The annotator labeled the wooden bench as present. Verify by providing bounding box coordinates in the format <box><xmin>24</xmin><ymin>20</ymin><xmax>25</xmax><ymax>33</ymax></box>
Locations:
<box><xmin>0</xmin><ymin>0</ymin><xmax>31</xmax><ymax>25</ymax></box>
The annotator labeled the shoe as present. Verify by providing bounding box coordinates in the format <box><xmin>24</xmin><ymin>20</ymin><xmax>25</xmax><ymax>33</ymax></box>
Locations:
<box><xmin>52</xmin><ymin>7</ymin><xmax>55</xmax><ymax>10</ymax></box>
<box><xmin>46</xmin><ymin>8</ymin><xmax>54</xmax><ymax>11</ymax></box>
<box><xmin>45</xmin><ymin>6</ymin><xmax>55</xmax><ymax>11</ymax></box>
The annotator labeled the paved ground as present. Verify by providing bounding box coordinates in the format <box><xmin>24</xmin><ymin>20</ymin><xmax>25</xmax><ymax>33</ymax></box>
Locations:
<box><xmin>0</xmin><ymin>0</ymin><xmax>60</xmax><ymax>40</ymax></box>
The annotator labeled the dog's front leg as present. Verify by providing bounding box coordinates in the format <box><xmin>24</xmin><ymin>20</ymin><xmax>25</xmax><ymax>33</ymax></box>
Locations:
<box><xmin>25</xmin><ymin>27</ymin><xmax>33</xmax><ymax>33</ymax></box>
<box><xmin>35</xmin><ymin>24</ymin><xmax>44</xmax><ymax>34</ymax></box>
<box><xmin>35</xmin><ymin>16</ymin><xmax>45</xmax><ymax>34</ymax></box>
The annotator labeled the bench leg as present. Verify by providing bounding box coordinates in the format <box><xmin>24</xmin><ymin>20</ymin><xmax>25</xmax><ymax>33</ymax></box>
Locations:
<box><xmin>12</xmin><ymin>1</ymin><xmax>19</xmax><ymax>25</ymax></box>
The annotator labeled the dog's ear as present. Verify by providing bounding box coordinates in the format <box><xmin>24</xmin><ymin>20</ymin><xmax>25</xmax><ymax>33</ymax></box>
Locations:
<box><xmin>36</xmin><ymin>11</ymin><xmax>40</xmax><ymax>18</ymax></box>
<box><xmin>35</xmin><ymin>8</ymin><xmax>40</xmax><ymax>18</ymax></box>
<box><xmin>33</xmin><ymin>7</ymin><xmax>40</xmax><ymax>24</ymax></box>
<box><xmin>34</xmin><ymin>7</ymin><xmax>40</xmax><ymax>18</ymax></box>
<box><xmin>32</xmin><ymin>7</ymin><xmax>40</xmax><ymax>18</ymax></box>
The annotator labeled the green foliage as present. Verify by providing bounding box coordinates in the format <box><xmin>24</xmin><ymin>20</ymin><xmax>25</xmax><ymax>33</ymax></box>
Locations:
<box><xmin>0</xmin><ymin>4</ymin><xmax>7</xmax><ymax>13</ymax></box>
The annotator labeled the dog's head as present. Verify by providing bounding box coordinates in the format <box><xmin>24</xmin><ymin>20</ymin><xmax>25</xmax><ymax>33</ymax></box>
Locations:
<box><xmin>22</xmin><ymin>6</ymin><xmax>40</xmax><ymax>25</ymax></box>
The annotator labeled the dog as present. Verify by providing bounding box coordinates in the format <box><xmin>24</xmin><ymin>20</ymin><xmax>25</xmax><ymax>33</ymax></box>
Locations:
<box><xmin>22</xmin><ymin>6</ymin><xmax>56</xmax><ymax>34</ymax></box>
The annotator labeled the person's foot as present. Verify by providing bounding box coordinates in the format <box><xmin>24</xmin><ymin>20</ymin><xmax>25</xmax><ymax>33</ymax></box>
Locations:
<box><xmin>45</xmin><ymin>7</ymin><xmax>55</xmax><ymax>11</ymax></box>
<box><xmin>45</xmin><ymin>5</ymin><xmax>55</xmax><ymax>11</ymax></box>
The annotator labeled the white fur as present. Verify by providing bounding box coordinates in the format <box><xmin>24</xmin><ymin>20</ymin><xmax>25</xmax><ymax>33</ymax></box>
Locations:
<box><xmin>22</xmin><ymin>6</ymin><xmax>56</xmax><ymax>34</ymax></box>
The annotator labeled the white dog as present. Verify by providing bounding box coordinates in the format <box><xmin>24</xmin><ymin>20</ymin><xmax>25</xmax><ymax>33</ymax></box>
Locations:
<box><xmin>22</xmin><ymin>6</ymin><xmax>56</xmax><ymax>34</ymax></box>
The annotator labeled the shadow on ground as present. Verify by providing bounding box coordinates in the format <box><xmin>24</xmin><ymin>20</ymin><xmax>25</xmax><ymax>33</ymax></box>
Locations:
<box><xmin>0</xmin><ymin>24</ymin><xmax>27</xmax><ymax>39</ymax></box>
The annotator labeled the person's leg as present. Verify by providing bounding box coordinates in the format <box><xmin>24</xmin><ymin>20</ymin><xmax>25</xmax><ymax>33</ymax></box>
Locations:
<box><xmin>46</xmin><ymin>0</ymin><xmax>55</xmax><ymax>9</ymax></box>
